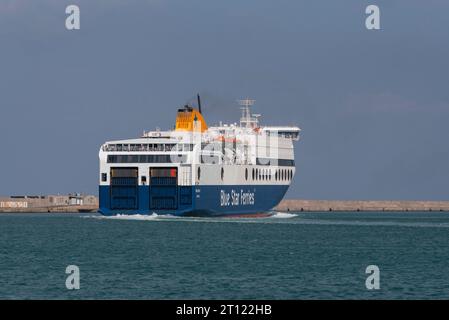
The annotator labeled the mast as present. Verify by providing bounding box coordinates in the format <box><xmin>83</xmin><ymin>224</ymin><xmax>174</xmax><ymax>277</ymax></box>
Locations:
<box><xmin>197</xmin><ymin>94</ymin><xmax>202</xmax><ymax>114</ymax></box>
<box><xmin>238</xmin><ymin>98</ymin><xmax>258</xmax><ymax>128</ymax></box>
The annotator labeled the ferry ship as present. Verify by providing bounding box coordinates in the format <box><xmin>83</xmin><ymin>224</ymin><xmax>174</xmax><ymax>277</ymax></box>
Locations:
<box><xmin>98</xmin><ymin>96</ymin><xmax>300</xmax><ymax>216</ymax></box>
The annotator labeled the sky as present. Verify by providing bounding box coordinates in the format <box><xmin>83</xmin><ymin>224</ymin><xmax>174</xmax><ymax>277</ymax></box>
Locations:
<box><xmin>0</xmin><ymin>0</ymin><xmax>448</xmax><ymax>200</ymax></box>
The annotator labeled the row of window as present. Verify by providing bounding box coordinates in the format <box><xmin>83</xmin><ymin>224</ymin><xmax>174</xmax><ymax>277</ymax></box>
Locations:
<box><xmin>107</xmin><ymin>154</ymin><xmax>295</xmax><ymax>167</ymax></box>
<box><xmin>275</xmin><ymin>131</ymin><xmax>300</xmax><ymax>139</ymax></box>
<box><xmin>251</xmin><ymin>168</ymin><xmax>293</xmax><ymax>181</ymax></box>
<box><xmin>103</xmin><ymin>144</ymin><xmax>297</xmax><ymax>158</ymax></box>
<box><xmin>258</xmin><ymin>131</ymin><xmax>299</xmax><ymax>139</ymax></box>
<box><xmin>107</xmin><ymin>154</ymin><xmax>188</xmax><ymax>164</ymax></box>
<box><xmin>199</xmin><ymin>156</ymin><xmax>295</xmax><ymax>166</ymax></box>
<box><xmin>196</xmin><ymin>167</ymin><xmax>294</xmax><ymax>182</ymax></box>
<box><xmin>102</xmin><ymin>168</ymin><xmax>178</xmax><ymax>182</ymax></box>
<box><xmin>103</xmin><ymin>143</ymin><xmax>194</xmax><ymax>152</ymax></box>
<box><xmin>256</xmin><ymin>158</ymin><xmax>295</xmax><ymax>167</ymax></box>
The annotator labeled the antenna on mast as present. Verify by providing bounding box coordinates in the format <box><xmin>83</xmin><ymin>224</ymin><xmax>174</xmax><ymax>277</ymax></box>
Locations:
<box><xmin>238</xmin><ymin>98</ymin><xmax>258</xmax><ymax>128</ymax></box>
<box><xmin>197</xmin><ymin>94</ymin><xmax>202</xmax><ymax>114</ymax></box>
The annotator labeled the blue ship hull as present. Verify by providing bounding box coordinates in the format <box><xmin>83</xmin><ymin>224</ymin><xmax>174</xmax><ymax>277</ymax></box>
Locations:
<box><xmin>99</xmin><ymin>184</ymin><xmax>289</xmax><ymax>216</ymax></box>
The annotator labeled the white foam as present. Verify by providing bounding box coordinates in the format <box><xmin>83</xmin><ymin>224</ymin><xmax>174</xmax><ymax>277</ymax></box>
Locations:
<box><xmin>270</xmin><ymin>212</ymin><xmax>299</xmax><ymax>219</ymax></box>
<box><xmin>85</xmin><ymin>212</ymin><xmax>299</xmax><ymax>223</ymax></box>
<box><xmin>106</xmin><ymin>213</ymin><xmax>160</xmax><ymax>220</ymax></box>
<box><xmin>85</xmin><ymin>213</ymin><xmax>177</xmax><ymax>221</ymax></box>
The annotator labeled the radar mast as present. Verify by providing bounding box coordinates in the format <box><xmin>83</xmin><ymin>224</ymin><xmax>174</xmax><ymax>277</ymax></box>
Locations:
<box><xmin>238</xmin><ymin>98</ymin><xmax>259</xmax><ymax>128</ymax></box>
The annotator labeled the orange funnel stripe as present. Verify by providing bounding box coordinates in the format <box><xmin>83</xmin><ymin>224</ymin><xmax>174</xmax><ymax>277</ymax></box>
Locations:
<box><xmin>175</xmin><ymin>108</ymin><xmax>208</xmax><ymax>132</ymax></box>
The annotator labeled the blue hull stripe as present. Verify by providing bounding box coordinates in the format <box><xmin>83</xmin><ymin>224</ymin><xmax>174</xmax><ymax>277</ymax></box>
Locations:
<box><xmin>99</xmin><ymin>184</ymin><xmax>289</xmax><ymax>216</ymax></box>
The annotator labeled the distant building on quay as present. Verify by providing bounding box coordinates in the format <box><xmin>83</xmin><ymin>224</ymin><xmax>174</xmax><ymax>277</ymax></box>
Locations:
<box><xmin>0</xmin><ymin>194</ymin><xmax>98</xmax><ymax>212</ymax></box>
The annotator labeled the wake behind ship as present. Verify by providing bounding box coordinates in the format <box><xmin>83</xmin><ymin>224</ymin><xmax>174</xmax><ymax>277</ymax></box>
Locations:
<box><xmin>98</xmin><ymin>97</ymin><xmax>300</xmax><ymax>216</ymax></box>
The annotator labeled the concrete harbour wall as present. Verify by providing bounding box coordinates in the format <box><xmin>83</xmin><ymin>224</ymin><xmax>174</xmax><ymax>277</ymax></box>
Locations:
<box><xmin>1</xmin><ymin>196</ymin><xmax>449</xmax><ymax>213</ymax></box>
<box><xmin>275</xmin><ymin>200</ymin><xmax>449</xmax><ymax>212</ymax></box>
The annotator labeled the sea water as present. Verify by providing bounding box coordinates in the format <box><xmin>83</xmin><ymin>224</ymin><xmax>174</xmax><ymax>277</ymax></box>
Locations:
<box><xmin>1</xmin><ymin>211</ymin><xmax>449</xmax><ymax>299</ymax></box>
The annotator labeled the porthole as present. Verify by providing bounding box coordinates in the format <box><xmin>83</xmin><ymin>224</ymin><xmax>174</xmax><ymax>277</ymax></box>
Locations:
<box><xmin>221</xmin><ymin>167</ymin><xmax>224</xmax><ymax>180</ymax></box>
<box><xmin>252</xmin><ymin>168</ymin><xmax>255</xmax><ymax>180</ymax></box>
<box><xmin>197</xmin><ymin>167</ymin><xmax>201</xmax><ymax>180</ymax></box>
<box><xmin>245</xmin><ymin>168</ymin><xmax>248</xmax><ymax>181</ymax></box>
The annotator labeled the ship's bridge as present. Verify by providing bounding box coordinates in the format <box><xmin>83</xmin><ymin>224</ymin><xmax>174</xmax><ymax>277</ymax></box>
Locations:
<box><xmin>261</xmin><ymin>126</ymin><xmax>301</xmax><ymax>140</ymax></box>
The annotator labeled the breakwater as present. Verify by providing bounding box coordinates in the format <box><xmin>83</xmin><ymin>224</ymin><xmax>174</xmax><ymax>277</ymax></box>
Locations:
<box><xmin>1</xmin><ymin>196</ymin><xmax>449</xmax><ymax>213</ymax></box>
<box><xmin>275</xmin><ymin>200</ymin><xmax>449</xmax><ymax>212</ymax></box>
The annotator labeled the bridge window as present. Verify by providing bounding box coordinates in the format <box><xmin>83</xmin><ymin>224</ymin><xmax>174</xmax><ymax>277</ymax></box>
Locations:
<box><xmin>256</xmin><ymin>158</ymin><xmax>295</xmax><ymax>167</ymax></box>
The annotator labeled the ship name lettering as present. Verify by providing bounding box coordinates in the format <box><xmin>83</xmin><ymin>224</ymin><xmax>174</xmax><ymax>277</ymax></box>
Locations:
<box><xmin>220</xmin><ymin>190</ymin><xmax>255</xmax><ymax>206</ymax></box>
